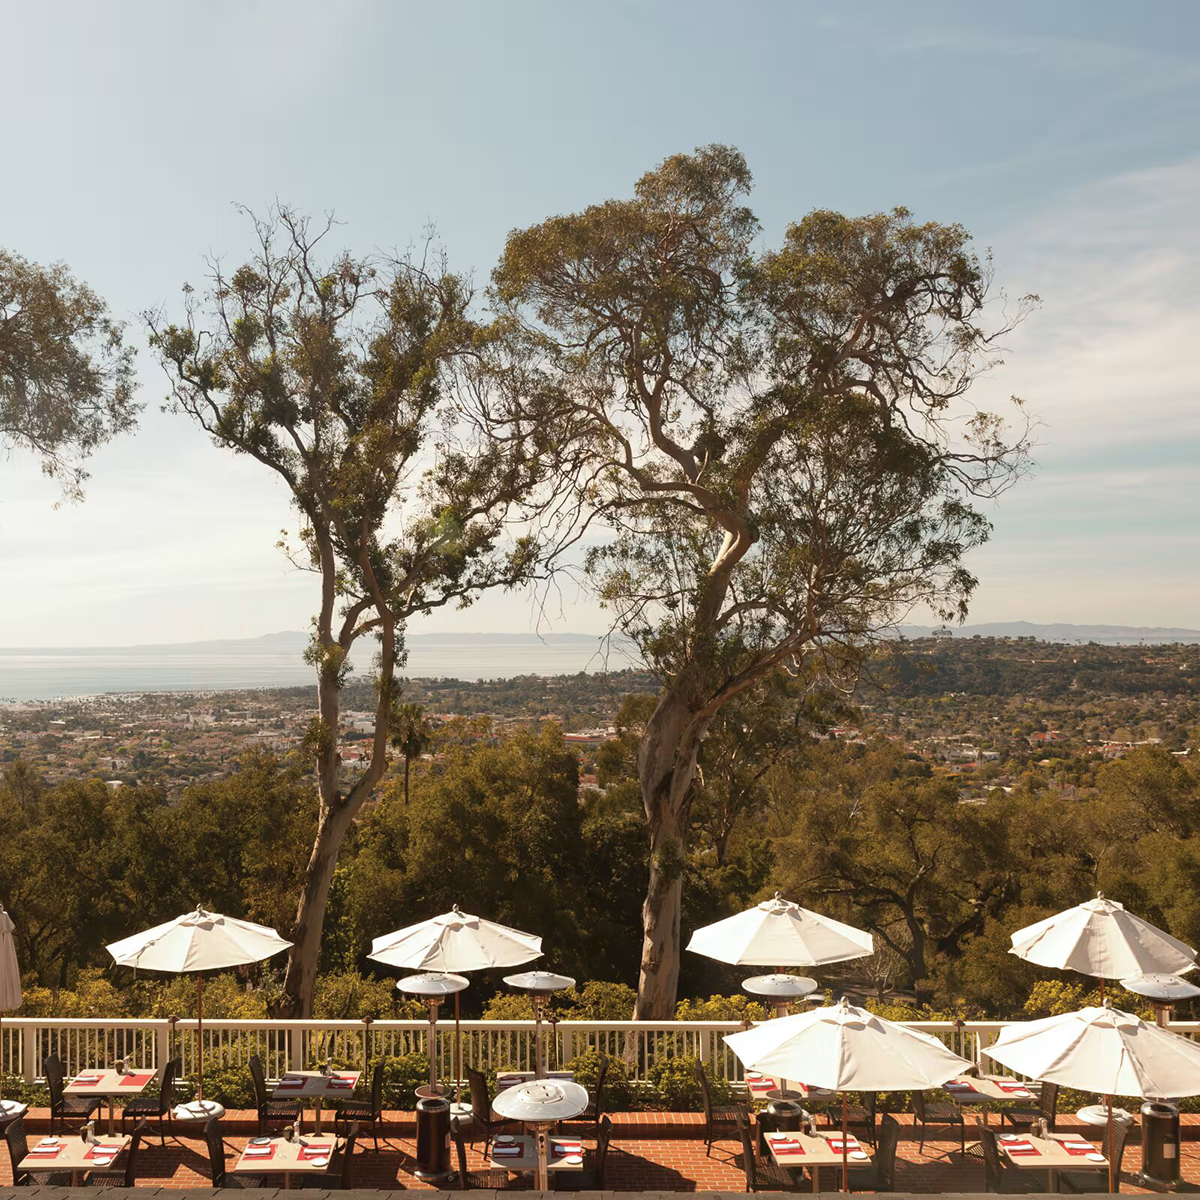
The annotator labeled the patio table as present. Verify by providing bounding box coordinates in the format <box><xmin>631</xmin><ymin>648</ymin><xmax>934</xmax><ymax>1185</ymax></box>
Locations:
<box><xmin>998</xmin><ymin>1130</ymin><xmax>1107</xmax><ymax>1190</ymax></box>
<box><xmin>746</xmin><ymin>1071</ymin><xmax>835</xmax><ymax>1104</ymax></box>
<box><xmin>488</xmin><ymin>1133</ymin><xmax>586</xmax><ymax>1173</ymax></box>
<box><xmin>234</xmin><ymin>1131</ymin><xmax>338</xmax><ymax>1189</ymax></box>
<box><xmin>65</xmin><ymin>1067</ymin><xmax>156</xmax><ymax>1134</ymax></box>
<box><xmin>496</xmin><ymin>1068</ymin><xmax>575</xmax><ymax>1091</ymax></box>
<box><xmin>19</xmin><ymin>1132</ymin><xmax>131</xmax><ymax>1186</ymax></box>
<box><xmin>945</xmin><ymin>1074</ymin><xmax>1036</xmax><ymax>1142</ymax></box>
<box><xmin>269</xmin><ymin>1069</ymin><xmax>361</xmax><ymax>1133</ymax></box>
<box><xmin>766</xmin><ymin>1127</ymin><xmax>871</xmax><ymax>1193</ymax></box>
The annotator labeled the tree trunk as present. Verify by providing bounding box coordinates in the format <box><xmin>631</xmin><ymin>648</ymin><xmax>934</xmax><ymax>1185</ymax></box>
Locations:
<box><xmin>404</xmin><ymin>753</ymin><xmax>411</xmax><ymax>805</ymax></box>
<box><xmin>276</xmin><ymin>802</ymin><xmax>355</xmax><ymax>1016</ymax></box>
<box><xmin>633</xmin><ymin>687</ymin><xmax>707</xmax><ymax>1019</ymax></box>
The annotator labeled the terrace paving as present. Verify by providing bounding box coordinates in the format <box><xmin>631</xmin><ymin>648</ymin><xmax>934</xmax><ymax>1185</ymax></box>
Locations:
<box><xmin>3</xmin><ymin>1110</ymin><xmax>1198</xmax><ymax>1192</ymax></box>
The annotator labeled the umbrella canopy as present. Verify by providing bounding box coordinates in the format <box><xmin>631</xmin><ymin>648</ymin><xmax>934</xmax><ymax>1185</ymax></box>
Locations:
<box><xmin>688</xmin><ymin>893</ymin><xmax>874</xmax><ymax>968</ymax></box>
<box><xmin>983</xmin><ymin>1004</ymin><xmax>1200</xmax><ymax>1100</ymax></box>
<box><xmin>724</xmin><ymin>996</ymin><xmax>971</xmax><ymax>1091</ymax></box>
<box><xmin>107</xmin><ymin>906</ymin><xmax>292</xmax><ymax>973</ymax></box>
<box><xmin>1009</xmin><ymin>894</ymin><xmax>1196</xmax><ymax>980</ymax></box>
<box><xmin>369</xmin><ymin>905</ymin><xmax>542</xmax><ymax>972</ymax></box>
<box><xmin>0</xmin><ymin>905</ymin><xmax>21</xmax><ymax>1012</ymax></box>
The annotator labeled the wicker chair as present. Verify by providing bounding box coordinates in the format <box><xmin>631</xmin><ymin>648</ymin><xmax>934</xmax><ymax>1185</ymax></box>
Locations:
<box><xmin>736</xmin><ymin>1111</ymin><xmax>802</xmax><ymax>1192</ymax></box>
<box><xmin>848</xmin><ymin>1113</ymin><xmax>901</xmax><ymax>1192</ymax></box>
<box><xmin>1057</xmin><ymin>1120</ymin><xmax>1130</xmax><ymax>1193</ymax></box>
<box><xmin>466</xmin><ymin>1066</ymin><xmax>512</xmax><ymax>1155</ymax></box>
<box><xmin>998</xmin><ymin>1082</ymin><xmax>1059</xmax><ymax>1133</ymax></box>
<box><xmin>978</xmin><ymin>1126</ymin><xmax>1043</xmax><ymax>1194</ymax></box>
<box><xmin>248</xmin><ymin>1054</ymin><xmax>302</xmax><ymax>1136</ymax></box>
<box><xmin>697</xmin><ymin>1059</ymin><xmax>748</xmax><ymax>1156</ymax></box>
<box><xmin>120</xmin><ymin>1057</ymin><xmax>180</xmax><ymax>1143</ymax></box>
<box><xmin>555</xmin><ymin>1114</ymin><xmax>613</xmax><ymax>1191</ymax></box>
<box><xmin>837</xmin><ymin>1091</ymin><xmax>880</xmax><ymax>1148</ymax></box>
<box><xmin>451</xmin><ymin>1115</ymin><xmax>514</xmax><ymax>1189</ymax></box>
<box><xmin>85</xmin><ymin>1120</ymin><xmax>147</xmax><ymax>1188</ymax></box>
<box><xmin>911</xmin><ymin>1088</ymin><xmax>965</xmax><ymax>1154</ymax></box>
<box><xmin>5</xmin><ymin>1116</ymin><xmax>74</xmax><ymax>1186</ymax></box>
<box><xmin>44</xmin><ymin>1054</ymin><xmax>102</xmax><ymax>1134</ymax></box>
<box><xmin>203</xmin><ymin>1115</ymin><xmax>266</xmax><ymax>1188</ymax></box>
<box><xmin>334</xmin><ymin>1059</ymin><xmax>385</xmax><ymax>1151</ymax></box>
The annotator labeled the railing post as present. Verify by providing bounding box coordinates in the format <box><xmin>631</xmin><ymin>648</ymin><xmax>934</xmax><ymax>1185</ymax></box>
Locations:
<box><xmin>560</xmin><ymin>1027</ymin><xmax>574</xmax><ymax>1065</ymax></box>
<box><xmin>154</xmin><ymin>1021</ymin><xmax>170</xmax><ymax>1072</ymax></box>
<box><xmin>22</xmin><ymin>1024</ymin><xmax>36</xmax><ymax>1084</ymax></box>
<box><xmin>288</xmin><ymin>1025</ymin><xmax>304</xmax><ymax>1072</ymax></box>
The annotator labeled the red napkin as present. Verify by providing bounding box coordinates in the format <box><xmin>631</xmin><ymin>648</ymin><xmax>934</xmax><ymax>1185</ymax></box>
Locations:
<box><xmin>1062</xmin><ymin>1141</ymin><xmax>1096</xmax><ymax>1157</ymax></box>
<box><xmin>552</xmin><ymin>1144</ymin><xmax>582</xmax><ymax>1157</ymax></box>
<box><xmin>1004</xmin><ymin>1141</ymin><xmax>1039</xmax><ymax>1156</ymax></box>
<box><xmin>27</xmin><ymin>1145</ymin><xmax>63</xmax><ymax>1157</ymax></box>
<box><xmin>242</xmin><ymin>1145</ymin><xmax>277</xmax><ymax>1160</ymax></box>
<box><xmin>998</xmin><ymin>1082</ymin><xmax>1032</xmax><ymax>1095</ymax></box>
<box><xmin>827</xmin><ymin>1138</ymin><xmax>861</xmax><ymax>1152</ymax></box>
<box><xmin>299</xmin><ymin>1145</ymin><xmax>332</xmax><ymax>1160</ymax></box>
<box><xmin>493</xmin><ymin>1145</ymin><xmax>524</xmax><ymax>1157</ymax></box>
<box><xmin>275</xmin><ymin>1078</ymin><xmax>305</xmax><ymax>1089</ymax></box>
<box><xmin>72</xmin><ymin>1077</ymin><xmax>102</xmax><ymax>1087</ymax></box>
<box><xmin>119</xmin><ymin>1073</ymin><xmax>153</xmax><ymax>1087</ymax></box>
<box><xmin>771</xmin><ymin>1139</ymin><xmax>803</xmax><ymax>1153</ymax></box>
<box><xmin>326</xmin><ymin>1076</ymin><xmax>355</xmax><ymax>1088</ymax></box>
<box><xmin>86</xmin><ymin>1144</ymin><xmax>124</xmax><ymax>1160</ymax></box>
<box><xmin>945</xmin><ymin>1080</ymin><xmax>976</xmax><ymax>1091</ymax></box>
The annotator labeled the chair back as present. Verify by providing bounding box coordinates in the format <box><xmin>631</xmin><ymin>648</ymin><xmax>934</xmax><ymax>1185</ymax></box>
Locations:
<box><xmin>696</xmin><ymin>1059</ymin><xmax>715</xmax><ymax>1122</ymax></box>
<box><xmin>595</xmin><ymin>1114</ymin><xmax>613</xmax><ymax>1187</ymax></box>
<box><xmin>735</xmin><ymin>1111</ymin><xmax>757</xmax><ymax>1191</ymax></box>
<box><xmin>910</xmin><ymin>1089</ymin><xmax>928</xmax><ymax>1119</ymax></box>
<box><xmin>158</xmin><ymin>1058</ymin><xmax>180</xmax><ymax>1115</ymax></box>
<box><xmin>370</xmin><ymin>1059</ymin><xmax>385</xmax><ymax>1118</ymax></box>
<box><xmin>339</xmin><ymin>1120</ymin><xmax>360</xmax><ymax>1188</ymax></box>
<box><xmin>43</xmin><ymin>1054</ymin><xmax>66</xmax><ymax>1108</ymax></box>
<box><xmin>248</xmin><ymin>1055</ymin><xmax>269</xmax><ymax>1111</ymax></box>
<box><xmin>1039</xmin><ymin>1081</ymin><xmax>1059</xmax><ymax>1127</ymax></box>
<box><xmin>594</xmin><ymin>1053</ymin><xmax>609</xmax><ymax>1121</ymax></box>
<box><xmin>5</xmin><ymin>1117</ymin><xmax>30</xmax><ymax>1185</ymax></box>
<box><xmin>467</xmin><ymin>1067</ymin><xmax>490</xmax><ymax>1124</ymax></box>
<box><xmin>1104</xmin><ymin>1119</ymin><xmax>1129</xmax><ymax>1175</ymax></box>
<box><xmin>876</xmin><ymin>1114</ymin><xmax>900</xmax><ymax>1191</ymax></box>
<box><xmin>123</xmin><ymin>1120</ymin><xmax>147</xmax><ymax>1187</ymax></box>
<box><xmin>979</xmin><ymin>1125</ymin><xmax>1003</xmax><ymax>1190</ymax></box>
<box><xmin>203</xmin><ymin>1115</ymin><xmax>228</xmax><ymax>1186</ymax></box>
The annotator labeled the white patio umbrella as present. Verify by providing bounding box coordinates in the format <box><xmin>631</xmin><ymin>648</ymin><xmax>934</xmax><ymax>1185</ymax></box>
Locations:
<box><xmin>726</xmin><ymin>996</ymin><xmax>972</xmax><ymax>1189</ymax></box>
<box><xmin>0</xmin><ymin>903</ymin><xmax>22</xmax><ymax>1108</ymax></box>
<box><xmin>688</xmin><ymin>893</ymin><xmax>875</xmax><ymax>968</ymax></box>
<box><xmin>107</xmin><ymin>906</ymin><xmax>292</xmax><ymax>1100</ymax></box>
<box><xmin>984</xmin><ymin>1002</ymin><xmax>1200</xmax><ymax>1192</ymax></box>
<box><xmin>1009</xmin><ymin>893</ymin><xmax>1196</xmax><ymax>992</ymax></box>
<box><xmin>369</xmin><ymin>906</ymin><xmax>542</xmax><ymax>1104</ymax></box>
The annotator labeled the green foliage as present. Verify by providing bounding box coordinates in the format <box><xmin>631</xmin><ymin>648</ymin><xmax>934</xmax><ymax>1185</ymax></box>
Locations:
<box><xmin>565</xmin><ymin>1048</ymin><xmax>635</xmax><ymax>1111</ymax></box>
<box><xmin>675</xmin><ymin>994</ymin><xmax>770</xmax><ymax>1022</ymax></box>
<box><xmin>185</xmin><ymin>1056</ymin><xmax>255</xmax><ymax>1108</ymax></box>
<box><xmin>378</xmin><ymin>1052</ymin><xmax>431</xmax><ymax>1109</ymax></box>
<box><xmin>645</xmin><ymin>1054</ymin><xmax>732</xmax><ymax>1112</ymax></box>
<box><xmin>560</xmin><ymin>981</ymin><xmax>637</xmax><ymax>1020</ymax></box>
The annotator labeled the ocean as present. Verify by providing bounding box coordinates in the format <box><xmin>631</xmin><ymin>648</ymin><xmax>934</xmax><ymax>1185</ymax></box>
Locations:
<box><xmin>0</xmin><ymin>635</ymin><xmax>636</xmax><ymax>702</ymax></box>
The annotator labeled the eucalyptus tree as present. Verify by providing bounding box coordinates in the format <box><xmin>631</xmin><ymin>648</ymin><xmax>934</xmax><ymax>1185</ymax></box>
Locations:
<box><xmin>489</xmin><ymin>144</ymin><xmax>1034</xmax><ymax>1016</ymax></box>
<box><xmin>0</xmin><ymin>248</ymin><xmax>137</xmax><ymax>499</ymax></box>
<box><xmin>150</xmin><ymin>208</ymin><xmax>545</xmax><ymax>1016</ymax></box>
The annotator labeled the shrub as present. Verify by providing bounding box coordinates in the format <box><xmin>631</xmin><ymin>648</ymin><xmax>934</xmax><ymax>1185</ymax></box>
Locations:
<box><xmin>645</xmin><ymin>1053</ymin><xmax>731</xmax><ymax>1111</ymax></box>
<box><xmin>378</xmin><ymin>1052</ymin><xmax>430</xmax><ymax>1109</ymax></box>
<box><xmin>185</xmin><ymin>1056</ymin><xmax>255</xmax><ymax>1108</ymax></box>
<box><xmin>565</xmin><ymin>1047</ymin><xmax>635</xmax><ymax>1111</ymax></box>
<box><xmin>560</xmin><ymin>981</ymin><xmax>637</xmax><ymax>1020</ymax></box>
<box><xmin>675</xmin><ymin>993</ymin><xmax>770</xmax><ymax>1022</ymax></box>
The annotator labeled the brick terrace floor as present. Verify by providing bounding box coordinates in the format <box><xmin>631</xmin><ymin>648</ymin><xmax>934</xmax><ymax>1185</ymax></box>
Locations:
<box><xmin>4</xmin><ymin>1109</ymin><xmax>1199</xmax><ymax>1192</ymax></box>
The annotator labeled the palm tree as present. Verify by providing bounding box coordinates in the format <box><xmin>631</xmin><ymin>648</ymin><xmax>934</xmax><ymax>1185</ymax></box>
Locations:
<box><xmin>391</xmin><ymin>703</ymin><xmax>432</xmax><ymax>805</ymax></box>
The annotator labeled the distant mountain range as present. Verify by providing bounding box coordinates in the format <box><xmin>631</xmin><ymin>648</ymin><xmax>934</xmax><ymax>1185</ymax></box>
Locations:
<box><xmin>896</xmin><ymin>621</ymin><xmax>1200</xmax><ymax>644</ymax></box>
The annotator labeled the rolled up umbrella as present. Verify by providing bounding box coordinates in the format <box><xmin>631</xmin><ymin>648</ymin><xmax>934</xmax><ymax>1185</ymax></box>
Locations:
<box><xmin>0</xmin><ymin>903</ymin><xmax>21</xmax><ymax>1105</ymax></box>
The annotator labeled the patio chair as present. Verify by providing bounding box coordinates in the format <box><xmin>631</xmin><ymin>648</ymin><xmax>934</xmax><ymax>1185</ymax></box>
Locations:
<box><xmin>301</xmin><ymin>1119</ymin><xmax>360</xmax><ymax>1188</ymax></box>
<box><xmin>44</xmin><ymin>1053</ymin><xmax>102</xmax><ymax>1134</ymax></box>
<box><xmin>85</xmin><ymin>1119</ymin><xmax>147</xmax><ymax>1188</ymax></box>
<box><xmin>556</xmin><ymin>1113</ymin><xmax>613</xmax><ymax>1190</ymax></box>
<box><xmin>698</xmin><ymin>1058</ymin><xmax>748</xmax><ymax>1156</ymax></box>
<box><xmin>248</xmin><ymin>1054</ymin><xmax>302</xmax><ymax>1136</ymax></box>
<box><xmin>1057</xmin><ymin>1119</ymin><xmax>1130</xmax><ymax>1193</ymax></box>
<box><xmin>849</xmin><ymin>1113</ymin><xmax>901</xmax><ymax>1192</ymax></box>
<box><xmin>466</xmin><ymin>1065</ymin><xmax>512</xmax><ymax>1155</ymax></box>
<box><xmin>838</xmin><ymin>1090</ymin><xmax>880</xmax><ymax>1148</ymax></box>
<box><xmin>120</xmin><ymin>1056</ymin><xmax>180</xmax><ymax>1144</ymax></box>
<box><xmin>911</xmin><ymin>1087</ymin><xmax>965</xmax><ymax>1155</ymax></box>
<box><xmin>998</xmin><ymin>1081</ymin><xmax>1059</xmax><ymax>1133</ymax></box>
<box><xmin>203</xmin><ymin>1114</ymin><xmax>266</xmax><ymax>1188</ymax></box>
<box><xmin>736</xmin><ymin>1111</ymin><xmax>803</xmax><ymax>1192</ymax></box>
<box><xmin>451</xmin><ymin>1114</ymin><xmax>514</xmax><ymax>1189</ymax></box>
<box><xmin>333</xmin><ymin>1058</ymin><xmax>385</xmax><ymax>1151</ymax></box>
<box><xmin>5</xmin><ymin>1116</ymin><xmax>74</xmax><ymax>1186</ymax></box>
<box><xmin>978</xmin><ymin>1126</ymin><xmax>1042</xmax><ymax>1194</ymax></box>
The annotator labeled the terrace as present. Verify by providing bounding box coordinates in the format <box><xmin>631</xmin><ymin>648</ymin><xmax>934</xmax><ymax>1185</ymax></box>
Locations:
<box><xmin>2</xmin><ymin>1015</ymin><xmax>1197</xmax><ymax>1193</ymax></box>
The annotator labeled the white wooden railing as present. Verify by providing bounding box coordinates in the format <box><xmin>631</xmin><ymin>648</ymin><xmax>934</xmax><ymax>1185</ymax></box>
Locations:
<box><xmin>3</xmin><ymin>1017</ymin><xmax>1198</xmax><ymax>1087</ymax></box>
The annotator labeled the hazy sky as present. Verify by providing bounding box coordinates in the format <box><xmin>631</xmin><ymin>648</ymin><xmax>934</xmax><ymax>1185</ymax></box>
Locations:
<box><xmin>2</xmin><ymin>1</ymin><xmax>1198</xmax><ymax>646</ymax></box>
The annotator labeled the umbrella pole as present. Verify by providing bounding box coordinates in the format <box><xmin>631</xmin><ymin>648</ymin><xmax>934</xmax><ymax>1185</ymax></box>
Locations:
<box><xmin>1107</xmin><ymin>1094</ymin><xmax>1115</xmax><ymax>1194</ymax></box>
<box><xmin>0</xmin><ymin>1011</ymin><xmax>4</xmax><ymax>1103</ymax></box>
<box><xmin>196</xmin><ymin>975</ymin><xmax>204</xmax><ymax>1103</ymax></box>
<box><xmin>454</xmin><ymin>990</ymin><xmax>462</xmax><ymax>1106</ymax></box>
<box><xmin>427</xmin><ymin>1000</ymin><xmax>438</xmax><ymax>1093</ymax></box>
<box><xmin>842</xmin><ymin>1092</ymin><xmax>849</xmax><ymax>1192</ymax></box>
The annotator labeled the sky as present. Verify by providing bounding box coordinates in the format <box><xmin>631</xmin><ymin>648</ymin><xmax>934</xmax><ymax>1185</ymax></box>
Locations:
<box><xmin>1</xmin><ymin>0</ymin><xmax>1198</xmax><ymax>646</ymax></box>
